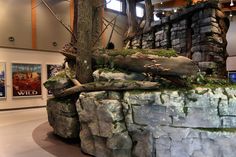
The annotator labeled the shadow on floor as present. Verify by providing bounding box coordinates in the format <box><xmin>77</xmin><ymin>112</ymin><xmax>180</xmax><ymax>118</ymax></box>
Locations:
<box><xmin>32</xmin><ymin>122</ymin><xmax>92</xmax><ymax>157</ymax></box>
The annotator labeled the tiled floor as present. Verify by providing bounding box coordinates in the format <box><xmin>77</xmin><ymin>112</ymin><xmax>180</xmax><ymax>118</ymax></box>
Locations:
<box><xmin>0</xmin><ymin>108</ymin><xmax>90</xmax><ymax>157</ymax></box>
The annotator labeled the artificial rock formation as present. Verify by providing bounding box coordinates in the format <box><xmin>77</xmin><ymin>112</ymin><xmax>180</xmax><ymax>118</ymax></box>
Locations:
<box><xmin>45</xmin><ymin>68</ymin><xmax>236</xmax><ymax>157</ymax></box>
<box><xmin>125</xmin><ymin>2</ymin><xmax>229</xmax><ymax>76</ymax></box>
<box><xmin>77</xmin><ymin>87</ymin><xmax>236</xmax><ymax>157</ymax></box>
<box><xmin>47</xmin><ymin>98</ymin><xmax>79</xmax><ymax>138</ymax></box>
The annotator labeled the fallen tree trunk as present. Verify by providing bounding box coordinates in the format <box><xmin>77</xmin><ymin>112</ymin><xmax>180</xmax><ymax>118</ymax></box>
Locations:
<box><xmin>53</xmin><ymin>80</ymin><xmax>160</xmax><ymax>97</ymax></box>
<box><xmin>92</xmin><ymin>49</ymin><xmax>199</xmax><ymax>77</ymax></box>
<box><xmin>61</xmin><ymin>49</ymin><xmax>199</xmax><ymax>78</ymax></box>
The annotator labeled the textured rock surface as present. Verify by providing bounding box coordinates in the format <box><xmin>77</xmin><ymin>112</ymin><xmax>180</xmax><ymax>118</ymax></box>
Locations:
<box><xmin>78</xmin><ymin>87</ymin><xmax>236</xmax><ymax>157</ymax></box>
<box><xmin>47</xmin><ymin>98</ymin><xmax>79</xmax><ymax>138</ymax></box>
<box><xmin>76</xmin><ymin>91</ymin><xmax>132</xmax><ymax>157</ymax></box>
<box><xmin>93</xmin><ymin>69</ymin><xmax>146</xmax><ymax>82</ymax></box>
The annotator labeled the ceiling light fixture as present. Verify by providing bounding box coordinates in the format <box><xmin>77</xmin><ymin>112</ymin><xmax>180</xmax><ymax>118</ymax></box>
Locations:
<box><xmin>230</xmin><ymin>0</ymin><xmax>234</xmax><ymax>6</ymax></box>
<box><xmin>160</xmin><ymin>0</ymin><xmax>163</xmax><ymax>4</ymax></box>
<box><xmin>174</xmin><ymin>9</ymin><xmax>177</xmax><ymax>13</ymax></box>
<box><xmin>230</xmin><ymin>11</ymin><xmax>233</xmax><ymax>17</ymax></box>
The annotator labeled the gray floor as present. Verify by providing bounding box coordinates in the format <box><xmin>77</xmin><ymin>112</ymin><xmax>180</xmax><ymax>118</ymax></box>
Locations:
<box><xmin>0</xmin><ymin>108</ymin><xmax>89</xmax><ymax>157</ymax></box>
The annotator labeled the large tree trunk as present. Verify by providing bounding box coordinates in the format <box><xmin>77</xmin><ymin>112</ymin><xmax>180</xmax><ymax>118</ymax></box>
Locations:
<box><xmin>126</xmin><ymin>0</ymin><xmax>138</xmax><ymax>38</ymax></box>
<box><xmin>143</xmin><ymin>0</ymin><xmax>154</xmax><ymax>32</ymax></box>
<box><xmin>71</xmin><ymin>0</ymin><xmax>78</xmax><ymax>45</ymax></box>
<box><xmin>92</xmin><ymin>0</ymin><xmax>103</xmax><ymax>48</ymax></box>
<box><xmin>76</xmin><ymin>0</ymin><xmax>93</xmax><ymax>83</ymax></box>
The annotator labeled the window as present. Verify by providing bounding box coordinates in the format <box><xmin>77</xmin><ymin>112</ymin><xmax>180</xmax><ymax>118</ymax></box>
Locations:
<box><xmin>136</xmin><ymin>5</ymin><xmax>144</xmax><ymax>18</ymax></box>
<box><xmin>106</xmin><ymin>0</ymin><xmax>124</xmax><ymax>13</ymax></box>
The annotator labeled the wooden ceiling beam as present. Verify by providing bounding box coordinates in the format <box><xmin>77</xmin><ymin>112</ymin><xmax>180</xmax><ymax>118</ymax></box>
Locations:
<box><xmin>153</xmin><ymin>0</ymin><xmax>187</xmax><ymax>9</ymax></box>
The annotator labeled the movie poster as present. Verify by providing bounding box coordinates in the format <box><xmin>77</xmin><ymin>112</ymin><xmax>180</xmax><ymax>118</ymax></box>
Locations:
<box><xmin>12</xmin><ymin>63</ymin><xmax>41</xmax><ymax>97</ymax></box>
<box><xmin>0</xmin><ymin>63</ymin><xmax>6</xmax><ymax>98</ymax></box>
<box><xmin>47</xmin><ymin>64</ymin><xmax>63</xmax><ymax>95</ymax></box>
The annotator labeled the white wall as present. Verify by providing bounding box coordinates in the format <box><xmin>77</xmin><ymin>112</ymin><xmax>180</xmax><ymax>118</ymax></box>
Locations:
<box><xmin>103</xmin><ymin>11</ymin><xmax>128</xmax><ymax>49</ymax></box>
<box><xmin>0</xmin><ymin>47</ymin><xmax>64</xmax><ymax>109</ymax></box>
<box><xmin>226</xmin><ymin>16</ymin><xmax>236</xmax><ymax>71</ymax></box>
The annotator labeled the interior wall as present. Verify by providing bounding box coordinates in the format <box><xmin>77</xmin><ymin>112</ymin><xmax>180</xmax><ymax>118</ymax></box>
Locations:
<box><xmin>36</xmin><ymin>0</ymin><xmax>71</xmax><ymax>51</ymax></box>
<box><xmin>0</xmin><ymin>0</ymin><xmax>32</xmax><ymax>48</ymax></box>
<box><xmin>103</xmin><ymin>11</ymin><xmax>128</xmax><ymax>49</ymax></box>
<box><xmin>226</xmin><ymin>16</ymin><xmax>236</xmax><ymax>71</ymax></box>
<box><xmin>0</xmin><ymin>47</ymin><xmax>64</xmax><ymax>109</ymax></box>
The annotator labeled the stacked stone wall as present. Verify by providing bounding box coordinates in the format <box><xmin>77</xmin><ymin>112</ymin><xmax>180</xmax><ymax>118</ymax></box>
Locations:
<box><xmin>125</xmin><ymin>2</ymin><xmax>229</xmax><ymax>76</ymax></box>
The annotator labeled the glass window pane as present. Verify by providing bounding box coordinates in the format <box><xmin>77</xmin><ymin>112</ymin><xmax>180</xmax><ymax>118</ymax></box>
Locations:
<box><xmin>136</xmin><ymin>6</ymin><xmax>144</xmax><ymax>18</ymax></box>
<box><xmin>106</xmin><ymin>0</ymin><xmax>123</xmax><ymax>12</ymax></box>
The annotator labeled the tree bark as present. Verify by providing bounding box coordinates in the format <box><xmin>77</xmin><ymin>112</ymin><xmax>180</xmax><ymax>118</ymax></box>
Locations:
<box><xmin>76</xmin><ymin>0</ymin><xmax>93</xmax><ymax>83</ymax></box>
<box><xmin>93</xmin><ymin>50</ymin><xmax>199</xmax><ymax>77</ymax></box>
<box><xmin>61</xmin><ymin>49</ymin><xmax>199</xmax><ymax>77</ymax></box>
<box><xmin>71</xmin><ymin>0</ymin><xmax>78</xmax><ymax>45</ymax></box>
<box><xmin>53</xmin><ymin>81</ymin><xmax>160</xmax><ymax>97</ymax></box>
<box><xmin>126</xmin><ymin>0</ymin><xmax>138</xmax><ymax>38</ymax></box>
<box><xmin>92</xmin><ymin>0</ymin><xmax>103</xmax><ymax>48</ymax></box>
<box><xmin>143</xmin><ymin>0</ymin><xmax>154</xmax><ymax>32</ymax></box>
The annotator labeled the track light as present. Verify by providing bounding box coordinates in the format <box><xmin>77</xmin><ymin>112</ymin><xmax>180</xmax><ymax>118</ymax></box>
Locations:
<box><xmin>230</xmin><ymin>11</ymin><xmax>233</xmax><ymax>17</ymax></box>
<box><xmin>230</xmin><ymin>0</ymin><xmax>234</xmax><ymax>6</ymax></box>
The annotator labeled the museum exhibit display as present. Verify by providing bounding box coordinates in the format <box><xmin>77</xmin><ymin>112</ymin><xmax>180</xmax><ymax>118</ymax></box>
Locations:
<box><xmin>42</xmin><ymin>0</ymin><xmax>236</xmax><ymax>157</ymax></box>
<box><xmin>12</xmin><ymin>63</ymin><xmax>42</xmax><ymax>97</ymax></box>
<box><xmin>0</xmin><ymin>62</ymin><xmax>6</xmax><ymax>98</ymax></box>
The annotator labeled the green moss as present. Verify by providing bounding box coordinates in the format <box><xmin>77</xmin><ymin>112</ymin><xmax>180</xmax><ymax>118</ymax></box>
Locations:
<box><xmin>106</xmin><ymin>49</ymin><xmax>178</xmax><ymax>58</ymax></box>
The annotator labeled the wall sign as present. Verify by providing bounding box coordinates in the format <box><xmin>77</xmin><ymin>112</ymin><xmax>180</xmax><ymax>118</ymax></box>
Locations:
<box><xmin>12</xmin><ymin>63</ymin><xmax>41</xmax><ymax>97</ymax></box>
<box><xmin>0</xmin><ymin>62</ymin><xmax>6</xmax><ymax>98</ymax></box>
<box><xmin>47</xmin><ymin>64</ymin><xmax>63</xmax><ymax>95</ymax></box>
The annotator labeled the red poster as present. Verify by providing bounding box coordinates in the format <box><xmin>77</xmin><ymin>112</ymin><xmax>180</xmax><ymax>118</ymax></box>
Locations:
<box><xmin>12</xmin><ymin>63</ymin><xmax>41</xmax><ymax>97</ymax></box>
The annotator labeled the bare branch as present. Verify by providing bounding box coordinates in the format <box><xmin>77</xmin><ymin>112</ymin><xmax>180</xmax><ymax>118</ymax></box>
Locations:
<box><xmin>96</xmin><ymin>0</ymin><xmax>111</xmax><ymax>9</ymax></box>
<box><xmin>103</xmin><ymin>17</ymin><xmax>123</xmax><ymax>31</ymax></box>
<box><xmin>107</xmin><ymin>17</ymin><xmax>117</xmax><ymax>46</ymax></box>
<box><xmin>40</xmin><ymin>0</ymin><xmax>76</xmax><ymax>40</ymax></box>
<box><xmin>93</xmin><ymin>15</ymin><xmax>119</xmax><ymax>47</ymax></box>
<box><xmin>102</xmin><ymin>19</ymin><xmax>123</xmax><ymax>36</ymax></box>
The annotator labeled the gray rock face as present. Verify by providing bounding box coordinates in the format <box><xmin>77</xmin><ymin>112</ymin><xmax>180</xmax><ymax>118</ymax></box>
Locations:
<box><xmin>47</xmin><ymin>98</ymin><xmax>79</xmax><ymax>138</ymax></box>
<box><xmin>77</xmin><ymin>92</ymin><xmax>132</xmax><ymax>157</ymax></box>
<box><xmin>78</xmin><ymin>87</ymin><xmax>236</xmax><ymax>157</ymax></box>
<box><xmin>93</xmin><ymin>69</ymin><xmax>146</xmax><ymax>82</ymax></box>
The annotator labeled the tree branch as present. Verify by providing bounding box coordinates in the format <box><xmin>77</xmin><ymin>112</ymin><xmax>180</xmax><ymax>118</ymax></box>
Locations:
<box><xmin>93</xmin><ymin>15</ymin><xmax>119</xmax><ymax>47</ymax></box>
<box><xmin>40</xmin><ymin>0</ymin><xmax>76</xmax><ymax>41</ymax></box>
<box><xmin>53</xmin><ymin>80</ymin><xmax>160</xmax><ymax>97</ymax></box>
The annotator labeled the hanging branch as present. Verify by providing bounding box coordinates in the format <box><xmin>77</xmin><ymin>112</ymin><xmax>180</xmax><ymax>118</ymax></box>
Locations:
<box><xmin>103</xmin><ymin>17</ymin><xmax>124</xmax><ymax>31</ymax></box>
<box><xmin>40</xmin><ymin>0</ymin><xmax>76</xmax><ymax>41</ymax></box>
<box><xmin>93</xmin><ymin>15</ymin><xmax>119</xmax><ymax>47</ymax></box>
<box><xmin>106</xmin><ymin>17</ymin><xmax>117</xmax><ymax>47</ymax></box>
<box><xmin>102</xmin><ymin>21</ymin><xmax>123</xmax><ymax>36</ymax></box>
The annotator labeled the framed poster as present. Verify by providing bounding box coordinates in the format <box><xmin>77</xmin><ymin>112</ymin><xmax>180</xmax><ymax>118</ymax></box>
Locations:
<box><xmin>47</xmin><ymin>64</ymin><xmax>63</xmax><ymax>95</ymax></box>
<box><xmin>12</xmin><ymin>63</ymin><xmax>42</xmax><ymax>97</ymax></box>
<box><xmin>0</xmin><ymin>62</ymin><xmax>6</xmax><ymax>98</ymax></box>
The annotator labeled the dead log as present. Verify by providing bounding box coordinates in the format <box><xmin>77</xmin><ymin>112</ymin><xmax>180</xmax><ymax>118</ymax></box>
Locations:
<box><xmin>60</xmin><ymin>49</ymin><xmax>199</xmax><ymax>78</ymax></box>
<box><xmin>93</xmin><ymin>49</ymin><xmax>199</xmax><ymax>77</ymax></box>
<box><xmin>53</xmin><ymin>80</ymin><xmax>160</xmax><ymax>97</ymax></box>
